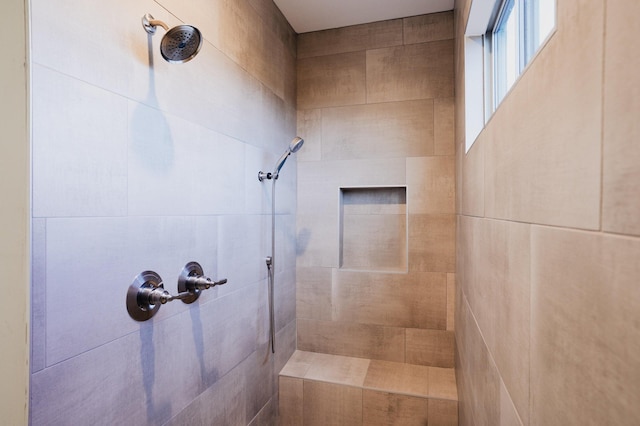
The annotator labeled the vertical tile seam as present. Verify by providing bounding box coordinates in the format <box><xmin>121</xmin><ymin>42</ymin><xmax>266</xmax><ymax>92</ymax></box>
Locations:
<box><xmin>598</xmin><ymin>0</ymin><xmax>608</xmax><ymax>233</ymax></box>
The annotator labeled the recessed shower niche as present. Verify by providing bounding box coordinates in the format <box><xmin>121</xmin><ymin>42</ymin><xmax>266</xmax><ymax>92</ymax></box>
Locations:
<box><xmin>339</xmin><ymin>186</ymin><xmax>408</xmax><ymax>272</ymax></box>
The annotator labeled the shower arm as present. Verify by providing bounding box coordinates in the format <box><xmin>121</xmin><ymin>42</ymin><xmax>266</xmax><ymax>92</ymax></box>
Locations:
<box><xmin>142</xmin><ymin>14</ymin><xmax>169</xmax><ymax>34</ymax></box>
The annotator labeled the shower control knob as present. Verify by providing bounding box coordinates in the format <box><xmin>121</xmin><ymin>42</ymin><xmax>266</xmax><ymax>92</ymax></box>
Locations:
<box><xmin>177</xmin><ymin>262</ymin><xmax>228</xmax><ymax>304</ymax></box>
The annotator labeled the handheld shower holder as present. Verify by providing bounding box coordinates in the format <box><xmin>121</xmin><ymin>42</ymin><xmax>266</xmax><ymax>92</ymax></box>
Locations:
<box><xmin>126</xmin><ymin>262</ymin><xmax>227</xmax><ymax>321</ymax></box>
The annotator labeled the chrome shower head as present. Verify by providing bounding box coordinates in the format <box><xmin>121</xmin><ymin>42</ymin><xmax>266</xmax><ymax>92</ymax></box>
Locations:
<box><xmin>274</xmin><ymin>137</ymin><xmax>305</xmax><ymax>176</ymax></box>
<box><xmin>142</xmin><ymin>14</ymin><xmax>203</xmax><ymax>64</ymax></box>
<box><xmin>258</xmin><ymin>136</ymin><xmax>305</xmax><ymax>181</ymax></box>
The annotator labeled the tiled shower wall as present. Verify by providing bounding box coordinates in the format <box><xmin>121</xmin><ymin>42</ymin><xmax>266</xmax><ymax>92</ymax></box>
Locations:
<box><xmin>454</xmin><ymin>0</ymin><xmax>640</xmax><ymax>424</ymax></box>
<box><xmin>29</xmin><ymin>0</ymin><xmax>297</xmax><ymax>424</ymax></box>
<box><xmin>295</xmin><ymin>12</ymin><xmax>456</xmax><ymax>365</ymax></box>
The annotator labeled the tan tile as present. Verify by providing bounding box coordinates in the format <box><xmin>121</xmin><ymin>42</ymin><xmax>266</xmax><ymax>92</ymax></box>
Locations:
<box><xmin>500</xmin><ymin>379</ymin><xmax>524</xmax><ymax>426</ymax></box>
<box><xmin>362</xmin><ymin>390</ymin><xmax>429</xmax><ymax>426</ymax></box>
<box><xmin>447</xmin><ymin>273</ymin><xmax>455</xmax><ymax>331</ymax></box>
<box><xmin>297</xmin><ymin>51</ymin><xmax>366</xmax><ymax>109</ymax></box>
<box><xmin>296</xmin><ymin>214</ymin><xmax>339</xmax><ymax>268</ymax></box>
<box><xmin>428</xmin><ymin>399</ymin><xmax>458</xmax><ymax>426</ymax></box>
<box><xmin>278</xmin><ymin>376</ymin><xmax>303</xmax><ymax>426</ymax></box>
<box><xmin>246</xmin><ymin>0</ymin><xmax>296</xmax><ymax>58</ymax></box>
<box><xmin>332</xmin><ymin>270</ymin><xmax>447</xmax><ymax>330</ymax></box>
<box><xmin>407</xmin><ymin>156</ymin><xmax>455</xmax><ymax>215</ymax></box>
<box><xmin>296</xmin><ymin>109</ymin><xmax>322</xmax><ymax>163</ymax></box>
<box><xmin>459</xmin><ymin>217</ymin><xmax>530</xmax><ymax>421</ymax></box>
<box><xmin>456</xmin><ymin>293</ymin><xmax>501</xmax><ymax>425</ymax></box>
<box><xmin>341</xmin><ymin>186</ymin><xmax>406</xmax><ymax>215</ymax></box>
<box><xmin>408</xmin><ymin>214</ymin><xmax>456</xmax><ymax>273</ymax></box>
<box><xmin>303</xmin><ymin>381</ymin><xmax>363</xmax><ymax>426</ymax></box>
<box><xmin>296</xmin><ymin>267</ymin><xmax>332</xmax><ymax>321</ymax></box>
<box><xmin>461</xmin><ymin>129</ymin><xmax>484</xmax><ymax>217</ymax></box>
<box><xmin>403</xmin><ymin>11</ymin><xmax>454</xmax><ymax>45</ymax></box>
<box><xmin>298</xmin><ymin>19</ymin><xmax>403</xmax><ymax>59</ymax></box>
<box><xmin>530</xmin><ymin>227</ymin><xmax>640</xmax><ymax>425</ymax></box>
<box><xmin>279</xmin><ymin>350</ymin><xmax>317</xmax><ymax>378</ymax></box>
<box><xmin>297</xmin><ymin>319</ymin><xmax>405</xmax><ymax>362</ymax></box>
<box><xmin>602</xmin><ymin>0</ymin><xmax>640</xmax><ymax>237</ymax></box>
<box><xmin>341</xmin><ymin>214</ymin><xmax>407</xmax><ymax>271</ymax></box>
<box><xmin>363</xmin><ymin>360</ymin><xmax>430</xmax><ymax>397</ymax></box>
<box><xmin>434</xmin><ymin>97</ymin><xmax>455</xmax><ymax>156</ymax></box>
<box><xmin>367</xmin><ymin>40</ymin><xmax>454</xmax><ymax>103</ymax></box>
<box><xmin>406</xmin><ymin>328</ymin><xmax>455</xmax><ymax>368</ymax></box>
<box><xmin>321</xmin><ymin>100</ymin><xmax>434</xmax><ymax>161</ymax></box>
<box><xmin>428</xmin><ymin>367</ymin><xmax>457</xmax><ymax>400</ymax></box>
<box><xmin>304</xmin><ymin>352</ymin><xmax>370</xmax><ymax>387</ymax></box>
<box><xmin>484</xmin><ymin>0</ymin><xmax>602</xmax><ymax>229</ymax></box>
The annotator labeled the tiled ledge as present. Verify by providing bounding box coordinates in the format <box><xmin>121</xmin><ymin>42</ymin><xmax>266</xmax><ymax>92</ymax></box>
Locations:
<box><xmin>279</xmin><ymin>350</ymin><xmax>458</xmax><ymax>425</ymax></box>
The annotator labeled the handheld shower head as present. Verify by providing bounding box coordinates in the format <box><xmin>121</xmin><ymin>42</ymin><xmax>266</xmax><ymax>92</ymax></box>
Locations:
<box><xmin>274</xmin><ymin>137</ymin><xmax>305</xmax><ymax>176</ymax></box>
<box><xmin>142</xmin><ymin>14</ymin><xmax>203</xmax><ymax>64</ymax></box>
<box><xmin>258</xmin><ymin>136</ymin><xmax>305</xmax><ymax>181</ymax></box>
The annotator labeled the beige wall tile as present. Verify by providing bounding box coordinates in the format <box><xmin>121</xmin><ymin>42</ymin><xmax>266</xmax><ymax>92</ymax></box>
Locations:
<box><xmin>363</xmin><ymin>360</ymin><xmax>430</xmax><ymax>397</ymax></box>
<box><xmin>407</xmin><ymin>156</ymin><xmax>455</xmax><ymax>215</ymax></box>
<box><xmin>332</xmin><ymin>270</ymin><xmax>447</xmax><ymax>330</ymax></box>
<box><xmin>459</xmin><ymin>217</ymin><xmax>530</xmax><ymax>422</ymax></box>
<box><xmin>530</xmin><ymin>227</ymin><xmax>640</xmax><ymax>425</ymax></box>
<box><xmin>303</xmin><ymin>381</ymin><xmax>363</xmax><ymax>426</ymax></box>
<box><xmin>297</xmin><ymin>319</ymin><xmax>405</xmax><ymax>362</ymax></box>
<box><xmin>296</xmin><ymin>214</ymin><xmax>339</xmax><ymax>268</ymax></box>
<box><xmin>461</xmin><ymin>128</ymin><xmax>485</xmax><ymax>217</ymax></box>
<box><xmin>408</xmin><ymin>214</ymin><xmax>456</xmax><ymax>273</ymax></box>
<box><xmin>362</xmin><ymin>390</ymin><xmax>429</xmax><ymax>426</ymax></box>
<box><xmin>500</xmin><ymin>379</ymin><xmax>524</xmax><ymax>426</ymax></box>
<box><xmin>298</xmin><ymin>19</ymin><xmax>403</xmax><ymax>59</ymax></box>
<box><xmin>321</xmin><ymin>100</ymin><xmax>435</xmax><ymax>160</ymax></box>
<box><xmin>298</xmin><ymin>51</ymin><xmax>366</xmax><ymax>109</ymax></box>
<box><xmin>447</xmin><ymin>273</ymin><xmax>455</xmax><ymax>331</ymax></box>
<box><xmin>484</xmin><ymin>0</ymin><xmax>603</xmax><ymax>229</ymax></box>
<box><xmin>429</xmin><ymin>399</ymin><xmax>458</xmax><ymax>426</ymax></box>
<box><xmin>428</xmin><ymin>367</ymin><xmax>457</xmax><ymax>400</ymax></box>
<box><xmin>304</xmin><ymin>352</ymin><xmax>371</xmax><ymax>387</ymax></box>
<box><xmin>296</xmin><ymin>109</ymin><xmax>322</xmax><ymax>163</ymax></box>
<box><xmin>602</xmin><ymin>0</ymin><xmax>640</xmax><ymax>236</ymax></box>
<box><xmin>406</xmin><ymin>328</ymin><xmax>455</xmax><ymax>368</ymax></box>
<box><xmin>367</xmin><ymin>40</ymin><xmax>454</xmax><ymax>103</ymax></box>
<box><xmin>435</xmin><ymin>97</ymin><xmax>456</xmax><ymax>156</ymax></box>
<box><xmin>455</xmin><ymin>293</ymin><xmax>500</xmax><ymax>426</ymax></box>
<box><xmin>280</xmin><ymin>350</ymin><xmax>317</xmax><ymax>378</ymax></box>
<box><xmin>278</xmin><ymin>377</ymin><xmax>303</xmax><ymax>426</ymax></box>
<box><xmin>341</xmin><ymin>214</ymin><xmax>407</xmax><ymax>271</ymax></box>
<box><xmin>296</xmin><ymin>267</ymin><xmax>332</xmax><ymax>321</ymax></box>
<box><xmin>403</xmin><ymin>11</ymin><xmax>454</xmax><ymax>45</ymax></box>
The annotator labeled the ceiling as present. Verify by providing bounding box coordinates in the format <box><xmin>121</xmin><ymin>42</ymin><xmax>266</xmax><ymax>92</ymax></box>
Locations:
<box><xmin>274</xmin><ymin>0</ymin><xmax>455</xmax><ymax>33</ymax></box>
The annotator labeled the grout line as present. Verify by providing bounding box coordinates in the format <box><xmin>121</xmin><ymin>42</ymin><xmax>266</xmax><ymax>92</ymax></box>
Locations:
<box><xmin>598</xmin><ymin>0</ymin><xmax>608</xmax><ymax>234</ymax></box>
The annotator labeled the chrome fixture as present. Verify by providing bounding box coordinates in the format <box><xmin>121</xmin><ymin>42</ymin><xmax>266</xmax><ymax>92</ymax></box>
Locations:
<box><xmin>126</xmin><ymin>263</ymin><xmax>227</xmax><ymax>321</ymax></box>
<box><xmin>258</xmin><ymin>136</ymin><xmax>305</xmax><ymax>353</ymax></box>
<box><xmin>258</xmin><ymin>137</ymin><xmax>304</xmax><ymax>181</ymax></box>
<box><xmin>142</xmin><ymin>13</ymin><xmax>203</xmax><ymax>64</ymax></box>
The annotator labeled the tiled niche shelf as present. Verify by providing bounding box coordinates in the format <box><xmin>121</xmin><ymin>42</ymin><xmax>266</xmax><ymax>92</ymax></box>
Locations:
<box><xmin>339</xmin><ymin>186</ymin><xmax>408</xmax><ymax>273</ymax></box>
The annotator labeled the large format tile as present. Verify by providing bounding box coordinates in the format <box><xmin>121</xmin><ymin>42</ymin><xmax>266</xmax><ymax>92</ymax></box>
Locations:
<box><xmin>362</xmin><ymin>390</ymin><xmax>429</xmax><ymax>426</ymax></box>
<box><xmin>32</xmin><ymin>65</ymin><xmax>128</xmax><ymax>218</ymax></box>
<box><xmin>403</xmin><ymin>12</ymin><xmax>454</xmax><ymax>45</ymax></box>
<box><xmin>429</xmin><ymin>399</ymin><xmax>458</xmax><ymax>426</ymax></box>
<box><xmin>406</xmin><ymin>328</ymin><xmax>455</xmax><ymax>368</ymax></box>
<box><xmin>602</xmin><ymin>0</ymin><xmax>640</xmax><ymax>236</ymax></box>
<box><xmin>297</xmin><ymin>51</ymin><xmax>366</xmax><ymax>109</ymax></box>
<box><xmin>531</xmin><ymin>227</ymin><xmax>640</xmax><ymax>425</ymax></box>
<box><xmin>279</xmin><ymin>377</ymin><xmax>303</xmax><ymax>426</ymax></box>
<box><xmin>304</xmin><ymin>352</ymin><xmax>370</xmax><ymax>387</ymax></box>
<box><xmin>408</xmin><ymin>214</ymin><xmax>456</xmax><ymax>273</ymax></box>
<box><xmin>434</xmin><ymin>97</ymin><xmax>456</xmax><ymax>156</ymax></box>
<box><xmin>303</xmin><ymin>381</ymin><xmax>363</xmax><ymax>426</ymax></box>
<box><xmin>363</xmin><ymin>360</ymin><xmax>430</xmax><ymax>397</ymax></box>
<box><xmin>296</xmin><ymin>267</ymin><xmax>333</xmax><ymax>321</ymax></box>
<box><xmin>332</xmin><ymin>270</ymin><xmax>447</xmax><ymax>329</ymax></box>
<box><xmin>321</xmin><ymin>100</ymin><xmax>435</xmax><ymax>160</ymax></box>
<box><xmin>298</xmin><ymin>19</ymin><xmax>403</xmax><ymax>58</ymax></box>
<box><xmin>296</xmin><ymin>214</ymin><xmax>339</xmax><ymax>268</ymax></box>
<box><xmin>407</xmin><ymin>156</ymin><xmax>455</xmax><ymax>215</ymax></box>
<box><xmin>484</xmin><ymin>0</ymin><xmax>602</xmax><ymax>229</ymax></box>
<box><xmin>367</xmin><ymin>40</ymin><xmax>454</xmax><ymax>103</ymax></box>
<box><xmin>297</xmin><ymin>319</ymin><xmax>405</xmax><ymax>362</ymax></box>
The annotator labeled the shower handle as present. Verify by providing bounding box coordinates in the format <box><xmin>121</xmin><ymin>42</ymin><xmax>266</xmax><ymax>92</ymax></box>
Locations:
<box><xmin>183</xmin><ymin>275</ymin><xmax>228</xmax><ymax>290</ymax></box>
<box><xmin>177</xmin><ymin>261</ymin><xmax>228</xmax><ymax>304</ymax></box>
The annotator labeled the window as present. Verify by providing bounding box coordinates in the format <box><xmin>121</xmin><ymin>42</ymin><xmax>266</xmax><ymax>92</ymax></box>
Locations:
<box><xmin>465</xmin><ymin>0</ymin><xmax>556</xmax><ymax>151</ymax></box>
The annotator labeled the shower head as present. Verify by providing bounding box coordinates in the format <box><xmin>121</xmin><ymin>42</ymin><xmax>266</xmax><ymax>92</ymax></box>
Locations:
<box><xmin>274</xmin><ymin>137</ymin><xmax>305</xmax><ymax>176</ymax></box>
<box><xmin>258</xmin><ymin>136</ymin><xmax>305</xmax><ymax>181</ymax></box>
<box><xmin>142</xmin><ymin>14</ymin><xmax>203</xmax><ymax>64</ymax></box>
